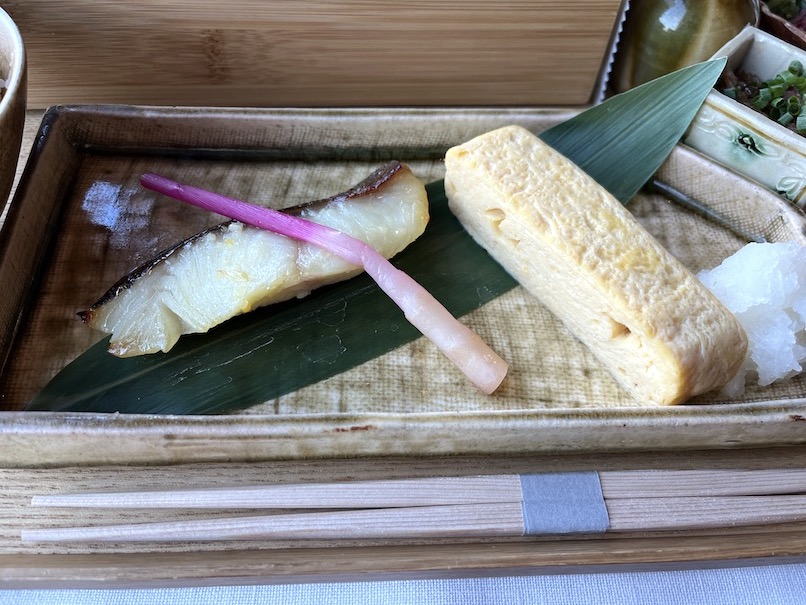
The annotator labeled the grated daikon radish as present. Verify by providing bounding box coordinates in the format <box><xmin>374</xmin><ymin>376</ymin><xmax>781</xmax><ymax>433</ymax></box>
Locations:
<box><xmin>698</xmin><ymin>241</ymin><xmax>806</xmax><ymax>396</ymax></box>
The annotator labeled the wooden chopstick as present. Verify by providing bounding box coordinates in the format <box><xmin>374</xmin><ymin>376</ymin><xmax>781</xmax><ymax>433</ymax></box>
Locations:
<box><xmin>22</xmin><ymin>503</ymin><xmax>526</xmax><ymax>543</ymax></box>
<box><xmin>30</xmin><ymin>475</ymin><xmax>523</xmax><ymax>509</ymax></box>
<box><xmin>22</xmin><ymin>469</ymin><xmax>806</xmax><ymax>543</ymax></box>
<box><xmin>599</xmin><ymin>468</ymin><xmax>806</xmax><ymax>498</ymax></box>
<box><xmin>29</xmin><ymin>469</ymin><xmax>806</xmax><ymax>510</ymax></box>
<box><xmin>607</xmin><ymin>494</ymin><xmax>806</xmax><ymax>531</ymax></box>
<box><xmin>21</xmin><ymin>494</ymin><xmax>806</xmax><ymax>543</ymax></box>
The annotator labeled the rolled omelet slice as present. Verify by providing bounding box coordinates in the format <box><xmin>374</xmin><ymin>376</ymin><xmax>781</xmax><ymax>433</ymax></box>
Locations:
<box><xmin>444</xmin><ymin>125</ymin><xmax>747</xmax><ymax>405</ymax></box>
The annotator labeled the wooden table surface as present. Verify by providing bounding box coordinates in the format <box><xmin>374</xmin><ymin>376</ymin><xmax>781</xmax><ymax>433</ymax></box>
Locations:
<box><xmin>0</xmin><ymin>1</ymin><xmax>803</xmax><ymax>588</ymax></box>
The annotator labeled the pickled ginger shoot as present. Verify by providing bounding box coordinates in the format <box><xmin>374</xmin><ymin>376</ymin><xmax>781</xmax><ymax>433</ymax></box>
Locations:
<box><xmin>140</xmin><ymin>173</ymin><xmax>508</xmax><ymax>395</ymax></box>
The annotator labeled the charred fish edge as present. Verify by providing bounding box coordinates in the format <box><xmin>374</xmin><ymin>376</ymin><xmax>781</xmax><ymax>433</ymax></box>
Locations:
<box><xmin>79</xmin><ymin>161</ymin><xmax>406</xmax><ymax>324</ymax></box>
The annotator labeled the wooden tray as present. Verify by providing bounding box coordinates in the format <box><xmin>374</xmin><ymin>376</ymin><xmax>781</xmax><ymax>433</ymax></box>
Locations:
<box><xmin>1</xmin><ymin>105</ymin><xmax>806</xmax><ymax>467</ymax></box>
<box><xmin>2</xmin><ymin>448</ymin><xmax>806</xmax><ymax>587</ymax></box>
<box><xmin>1</xmin><ymin>107</ymin><xmax>806</xmax><ymax>587</ymax></box>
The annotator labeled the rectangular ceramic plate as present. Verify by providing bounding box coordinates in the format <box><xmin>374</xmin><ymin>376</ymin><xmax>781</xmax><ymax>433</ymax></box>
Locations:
<box><xmin>1</xmin><ymin>105</ymin><xmax>806</xmax><ymax>467</ymax></box>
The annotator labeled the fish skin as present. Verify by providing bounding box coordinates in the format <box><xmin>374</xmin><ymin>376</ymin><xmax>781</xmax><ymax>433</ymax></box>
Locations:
<box><xmin>82</xmin><ymin>162</ymin><xmax>429</xmax><ymax>357</ymax></box>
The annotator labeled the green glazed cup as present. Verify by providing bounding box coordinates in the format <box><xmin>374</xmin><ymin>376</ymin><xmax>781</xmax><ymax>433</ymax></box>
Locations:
<box><xmin>612</xmin><ymin>0</ymin><xmax>759</xmax><ymax>92</ymax></box>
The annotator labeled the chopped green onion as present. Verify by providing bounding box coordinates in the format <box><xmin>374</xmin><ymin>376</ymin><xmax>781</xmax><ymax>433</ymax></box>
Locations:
<box><xmin>797</xmin><ymin>114</ymin><xmax>806</xmax><ymax>133</ymax></box>
<box><xmin>790</xmin><ymin>60</ymin><xmax>804</xmax><ymax>76</ymax></box>
<box><xmin>753</xmin><ymin>88</ymin><xmax>772</xmax><ymax>109</ymax></box>
<box><xmin>766</xmin><ymin>0</ymin><xmax>804</xmax><ymax>21</ymax></box>
<box><xmin>780</xmin><ymin>70</ymin><xmax>798</xmax><ymax>85</ymax></box>
<box><xmin>779</xmin><ymin>111</ymin><xmax>795</xmax><ymax>126</ymax></box>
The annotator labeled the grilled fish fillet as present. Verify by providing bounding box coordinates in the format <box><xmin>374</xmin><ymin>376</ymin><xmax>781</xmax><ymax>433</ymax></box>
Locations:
<box><xmin>444</xmin><ymin>125</ymin><xmax>747</xmax><ymax>405</ymax></box>
<box><xmin>82</xmin><ymin>162</ymin><xmax>429</xmax><ymax>357</ymax></box>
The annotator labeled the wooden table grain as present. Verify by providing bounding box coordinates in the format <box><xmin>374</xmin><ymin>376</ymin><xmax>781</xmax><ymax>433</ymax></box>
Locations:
<box><xmin>5</xmin><ymin>1</ymin><xmax>625</xmax><ymax>109</ymax></box>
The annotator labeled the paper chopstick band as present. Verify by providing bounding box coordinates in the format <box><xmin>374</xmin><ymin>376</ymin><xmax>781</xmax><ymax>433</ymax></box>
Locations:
<box><xmin>519</xmin><ymin>471</ymin><xmax>609</xmax><ymax>535</ymax></box>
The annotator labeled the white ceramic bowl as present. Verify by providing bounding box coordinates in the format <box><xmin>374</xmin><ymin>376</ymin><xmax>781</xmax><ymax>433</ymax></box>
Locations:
<box><xmin>0</xmin><ymin>7</ymin><xmax>26</xmax><ymax>213</ymax></box>
<box><xmin>685</xmin><ymin>26</ymin><xmax>806</xmax><ymax>207</ymax></box>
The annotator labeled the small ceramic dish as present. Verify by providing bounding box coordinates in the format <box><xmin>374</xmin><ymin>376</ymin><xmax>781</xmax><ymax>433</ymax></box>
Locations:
<box><xmin>759</xmin><ymin>1</ymin><xmax>806</xmax><ymax>51</ymax></box>
<box><xmin>685</xmin><ymin>26</ymin><xmax>806</xmax><ymax>207</ymax></box>
<box><xmin>0</xmin><ymin>7</ymin><xmax>25</xmax><ymax>214</ymax></box>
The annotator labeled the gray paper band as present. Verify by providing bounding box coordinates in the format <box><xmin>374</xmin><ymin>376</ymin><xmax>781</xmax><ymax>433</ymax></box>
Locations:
<box><xmin>519</xmin><ymin>471</ymin><xmax>609</xmax><ymax>535</ymax></box>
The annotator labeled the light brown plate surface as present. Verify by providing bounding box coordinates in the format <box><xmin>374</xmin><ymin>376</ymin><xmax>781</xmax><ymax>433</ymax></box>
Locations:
<box><xmin>0</xmin><ymin>105</ymin><xmax>806</xmax><ymax>468</ymax></box>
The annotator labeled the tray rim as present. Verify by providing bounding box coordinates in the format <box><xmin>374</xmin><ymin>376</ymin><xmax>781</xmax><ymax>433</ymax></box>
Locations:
<box><xmin>3</xmin><ymin>445</ymin><xmax>806</xmax><ymax>586</ymax></box>
<box><xmin>2</xmin><ymin>104</ymin><xmax>806</xmax><ymax>468</ymax></box>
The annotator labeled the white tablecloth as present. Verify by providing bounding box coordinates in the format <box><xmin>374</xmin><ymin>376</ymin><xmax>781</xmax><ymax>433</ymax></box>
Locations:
<box><xmin>1</xmin><ymin>562</ymin><xmax>804</xmax><ymax>604</ymax></box>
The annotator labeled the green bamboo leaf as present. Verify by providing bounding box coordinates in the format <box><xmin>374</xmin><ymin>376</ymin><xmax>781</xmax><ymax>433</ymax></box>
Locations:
<box><xmin>539</xmin><ymin>57</ymin><xmax>726</xmax><ymax>203</ymax></box>
<box><xmin>29</xmin><ymin>182</ymin><xmax>516</xmax><ymax>414</ymax></box>
<box><xmin>28</xmin><ymin>58</ymin><xmax>726</xmax><ymax>414</ymax></box>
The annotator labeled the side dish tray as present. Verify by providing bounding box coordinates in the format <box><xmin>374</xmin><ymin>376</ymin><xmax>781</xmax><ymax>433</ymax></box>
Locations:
<box><xmin>0</xmin><ymin>106</ymin><xmax>805</xmax><ymax>467</ymax></box>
